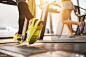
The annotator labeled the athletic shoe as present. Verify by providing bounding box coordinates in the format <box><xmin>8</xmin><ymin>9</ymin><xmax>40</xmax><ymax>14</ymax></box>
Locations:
<box><xmin>13</xmin><ymin>34</ymin><xmax>22</xmax><ymax>43</ymax></box>
<box><xmin>26</xmin><ymin>18</ymin><xmax>44</xmax><ymax>44</ymax></box>
<box><xmin>79</xmin><ymin>21</ymin><xmax>85</xmax><ymax>34</ymax></box>
<box><xmin>68</xmin><ymin>35</ymin><xmax>75</xmax><ymax>38</ymax></box>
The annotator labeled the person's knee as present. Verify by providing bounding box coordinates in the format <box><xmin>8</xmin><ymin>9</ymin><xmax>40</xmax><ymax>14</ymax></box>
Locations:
<box><xmin>62</xmin><ymin>19</ymin><xmax>65</xmax><ymax>24</ymax></box>
<box><xmin>62</xmin><ymin>21</ymin><xmax>65</xmax><ymax>24</ymax></box>
<box><xmin>18</xmin><ymin>1</ymin><xmax>28</xmax><ymax>9</ymax></box>
<box><xmin>19</xmin><ymin>15</ymin><xmax>25</xmax><ymax>20</ymax></box>
<box><xmin>16</xmin><ymin>0</ymin><xmax>26</xmax><ymax>5</ymax></box>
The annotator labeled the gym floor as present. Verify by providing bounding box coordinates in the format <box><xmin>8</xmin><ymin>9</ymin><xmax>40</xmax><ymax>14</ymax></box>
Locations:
<box><xmin>0</xmin><ymin>36</ymin><xmax>86</xmax><ymax>57</ymax></box>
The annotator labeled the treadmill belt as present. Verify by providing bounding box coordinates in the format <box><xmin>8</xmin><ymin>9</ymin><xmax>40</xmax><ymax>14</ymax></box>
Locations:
<box><xmin>0</xmin><ymin>43</ymin><xmax>86</xmax><ymax>57</ymax></box>
<box><xmin>0</xmin><ymin>43</ymin><xmax>47</xmax><ymax>57</ymax></box>
<box><xmin>42</xmin><ymin>35</ymin><xmax>86</xmax><ymax>43</ymax></box>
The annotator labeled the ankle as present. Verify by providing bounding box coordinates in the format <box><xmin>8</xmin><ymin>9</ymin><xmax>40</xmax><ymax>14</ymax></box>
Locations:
<box><xmin>71</xmin><ymin>34</ymin><xmax>74</xmax><ymax>36</ymax></box>
<box><xmin>29</xmin><ymin>18</ymin><xmax>35</xmax><ymax>25</ymax></box>
<box><xmin>17</xmin><ymin>34</ymin><xmax>22</xmax><ymax>37</ymax></box>
<box><xmin>79</xmin><ymin>22</ymin><xmax>81</xmax><ymax>25</ymax></box>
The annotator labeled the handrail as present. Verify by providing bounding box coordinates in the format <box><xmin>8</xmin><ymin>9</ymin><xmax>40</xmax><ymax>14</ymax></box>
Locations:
<box><xmin>74</xmin><ymin>5</ymin><xmax>86</xmax><ymax>16</ymax></box>
<box><xmin>79</xmin><ymin>7</ymin><xmax>86</xmax><ymax>11</ymax></box>
<box><xmin>0</xmin><ymin>0</ymin><xmax>17</xmax><ymax>5</ymax></box>
<box><xmin>37</xmin><ymin>1</ymin><xmax>56</xmax><ymax>9</ymax></box>
<box><xmin>53</xmin><ymin>3</ymin><xmax>61</xmax><ymax>8</ymax></box>
<box><xmin>75</xmin><ymin>5</ymin><xmax>86</xmax><ymax>11</ymax></box>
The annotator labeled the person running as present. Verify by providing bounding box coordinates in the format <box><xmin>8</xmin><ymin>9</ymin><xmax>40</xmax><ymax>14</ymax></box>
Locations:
<box><xmin>13</xmin><ymin>0</ymin><xmax>44</xmax><ymax>44</ymax></box>
<box><xmin>61</xmin><ymin>0</ymin><xmax>84</xmax><ymax>38</ymax></box>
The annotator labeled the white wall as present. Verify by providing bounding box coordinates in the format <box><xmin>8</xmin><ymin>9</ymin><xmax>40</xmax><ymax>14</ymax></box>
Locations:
<box><xmin>79</xmin><ymin>0</ymin><xmax>86</xmax><ymax>9</ymax></box>
<box><xmin>0</xmin><ymin>3</ymin><xmax>19</xmax><ymax>27</ymax></box>
<box><xmin>0</xmin><ymin>0</ymin><xmax>86</xmax><ymax>36</ymax></box>
<box><xmin>0</xmin><ymin>3</ymin><xmax>19</xmax><ymax>36</ymax></box>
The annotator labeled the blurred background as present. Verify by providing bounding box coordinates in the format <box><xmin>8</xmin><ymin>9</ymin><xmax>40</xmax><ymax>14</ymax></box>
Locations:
<box><xmin>0</xmin><ymin>0</ymin><xmax>86</xmax><ymax>37</ymax></box>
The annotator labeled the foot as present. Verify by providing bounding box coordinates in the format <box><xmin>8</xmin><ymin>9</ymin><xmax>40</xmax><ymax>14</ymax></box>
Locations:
<box><xmin>79</xmin><ymin>21</ymin><xmax>85</xmax><ymax>33</ymax></box>
<box><xmin>68</xmin><ymin>35</ymin><xmax>75</xmax><ymax>38</ymax></box>
<box><xmin>26</xmin><ymin>18</ymin><xmax>44</xmax><ymax>44</ymax></box>
<box><xmin>13</xmin><ymin>34</ymin><xmax>22</xmax><ymax>43</ymax></box>
<box><xmin>79</xmin><ymin>22</ymin><xmax>81</xmax><ymax>25</ymax></box>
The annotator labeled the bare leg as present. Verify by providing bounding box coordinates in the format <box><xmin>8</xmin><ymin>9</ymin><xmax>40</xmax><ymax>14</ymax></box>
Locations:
<box><xmin>65</xmin><ymin>9</ymin><xmax>74</xmax><ymax>35</ymax></box>
<box><xmin>61</xmin><ymin>9</ymin><xmax>81</xmax><ymax>25</ymax></box>
<box><xmin>63</xmin><ymin>20</ymin><xmax>80</xmax><ymax>25</ymax></box>
<box><xmin>66</xmin><ymin>24</ymin><xmax>74</xmax><ymax>35</ymax></box>
<box><xmin>61</xmin><ymin>9</ymin><xmax>81</xmax><ymax>35</ymax></box>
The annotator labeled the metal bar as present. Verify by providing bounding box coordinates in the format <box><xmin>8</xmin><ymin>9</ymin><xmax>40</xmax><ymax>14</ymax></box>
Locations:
<box><xmin>49</xmin><ymin>12</ymin><xmax>53</xmax><ymax>33</ymax></box>
<box><xmin>77</xmin><ymin>0</ymin><xmax>80</xmax><ymax>14</ymax></box>
<box><xmin>60</xmin><ymin>24</ymin><xmax>64</xmax><ymax>36</ymax></box>
<box><xmin>38</xmin><ymin>1</ymin><xmax>56</xmax><ymax>9</ymax></box>
<box><xmin>39</xmin><ymin>6</ymin><xmax>49</xmax><ymax>40</ymax></box>
<box><xmin>39</xmin><ymin>1</ymin><xmax>56</xmax><ymax>40</ymax></box>
<box><xmin>79</xmin><ymin>7</ymin><xmax>86</xmax><ymax>11</ymax></box>
<box><xmin>0</xmin><ymin>0</ymin><xmax>17</xmax><ymax>5</ymax></box>
<box><xmin>22</xmin><ymin>18</ymin><xmax>29</xmax><ymax>41</ymax></box>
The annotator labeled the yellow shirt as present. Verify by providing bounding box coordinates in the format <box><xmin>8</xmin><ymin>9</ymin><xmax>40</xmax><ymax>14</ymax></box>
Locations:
<box><xmin>29</xmin><ymin>0</ymin><xmax>36</xmax><ymax>18</ymax></box>
<box><xmin>61</xmin><ymin>0</ymin><xmax>71</xmax><ymax>3</ymax></box>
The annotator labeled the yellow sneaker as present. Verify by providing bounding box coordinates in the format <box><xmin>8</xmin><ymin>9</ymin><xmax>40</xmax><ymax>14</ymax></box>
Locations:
<box><xmin>13</xmin><ymin>34</ymin><xmax>22</xmax><ymax>43</ymax></box>
<box><xmin>26</xmin><ymin>18</ymin><xmax>44</xmax><ymax>44</ymax></box>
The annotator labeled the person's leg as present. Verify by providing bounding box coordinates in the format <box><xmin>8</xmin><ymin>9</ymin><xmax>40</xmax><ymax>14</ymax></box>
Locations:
<box><xmin>16</xmin><ymin>0</ymin><xmax>26</xmax><ymax>36</ymax></box>
<box><xmin>13</xmin><ymin>15</ymin><xmax>25</xmax><ymax>43</ymax></box>
<box><xmin>17</xmin><ymin>11</ymin><xmax>25</xmax><ymax>36</ymax></box>
<box><xmin>66</xmin><ymin>24</ymin><xmax>74</xmax><ymax>35</ymax></box>
<box><xmin>16</xmin><ymin>0</ymin><xmax>34</xmax><ymax>37</ymax></box>
<box><xmin>13</xmin><ymin>0</ymin><xmax>26</xmax><ymax>43</ymax></box>
<box><xmin>61</xmin><ymin>9</ymin><xmax>81</xmax><ymax>25</ymax></box>
<box><xmin>16</xmin><ymin>1</ymin><xmax>44</xmax><ymax>44</ymax></box>
<box><xmin>18</xmin><ymin>2</ymin><xmax>34</xmax><ymax>21</ymax></box>
<box><xmin>65</xmin><ymin>9</ymin><xmax>74</xmax><ymax>35</ymax></box>
<box><xmin>61</xmin><ymin>9</ymin><xmax>81</xmax><ymax>36</ymax></box>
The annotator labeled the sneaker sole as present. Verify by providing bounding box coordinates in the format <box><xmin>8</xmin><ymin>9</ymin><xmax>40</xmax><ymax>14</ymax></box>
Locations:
<box><xmin>28</xmin><ymin>20</ymin><xmax>44</xmax><ymax>44</ymax></box>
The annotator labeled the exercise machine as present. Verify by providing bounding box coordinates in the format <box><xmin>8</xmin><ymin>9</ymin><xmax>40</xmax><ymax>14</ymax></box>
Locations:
<box><xmin>73</xmin><ymin>5</ymin><xmax>86</xmax><ymax>35</ymax></box>
<box><xmin>0</xmin><ymin>0</ymin><xmax>16</xmax><ymax>5</ymax></box>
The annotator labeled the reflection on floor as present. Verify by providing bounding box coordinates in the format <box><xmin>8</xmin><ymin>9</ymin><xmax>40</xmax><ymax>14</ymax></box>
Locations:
<box><xmin>0</xmin><ymin>42</ymin><xmax>86</xmax><ymax>57</ymax></box>
<box><xmin>0</xmin><ymin>52</ymin><xmax>12</xmax><ymax>57</ymax></box>
<box><xmin>0</xmin><ymin>35</ymin><xmax>86</xmax><ymax>57</ymax></box>
<box><xmin>43</xmin><ymin>35</ymin><xmax>86</xmax><ymax>42</ymax></box>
